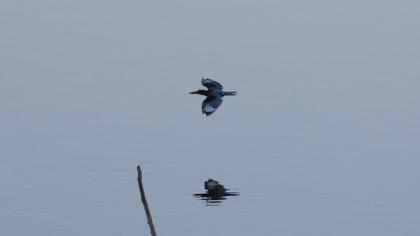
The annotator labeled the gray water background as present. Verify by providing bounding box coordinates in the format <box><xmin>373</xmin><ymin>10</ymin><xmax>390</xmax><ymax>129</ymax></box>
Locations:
<box><xmin>1</xmin><ymin>1</ymin><xmax>420</xmax><ymax>235</ymax></box>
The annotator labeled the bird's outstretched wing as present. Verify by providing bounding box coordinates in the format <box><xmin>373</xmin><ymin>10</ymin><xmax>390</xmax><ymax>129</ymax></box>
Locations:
<box><xmin>202</xmin><ymin>78</ymin><xmax>223</xmax><ymax>90</ymax></box>
<box><xmin>202</xmin><ymin>96</ymin><xmax>223</xmax><ymax>116</ymax></box>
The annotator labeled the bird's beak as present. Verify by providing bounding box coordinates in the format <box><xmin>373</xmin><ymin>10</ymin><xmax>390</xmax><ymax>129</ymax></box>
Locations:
<box><xmin>189</xmin><ymin>91</ymin><xmax>198</xmax><ymax>94</ymax></box>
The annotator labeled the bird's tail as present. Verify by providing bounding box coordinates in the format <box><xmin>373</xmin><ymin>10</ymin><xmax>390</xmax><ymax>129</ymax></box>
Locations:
<box><xmin>224</xmin><ymin>91</ymin><xmax>237</xmax><ymax>96</ymax></box>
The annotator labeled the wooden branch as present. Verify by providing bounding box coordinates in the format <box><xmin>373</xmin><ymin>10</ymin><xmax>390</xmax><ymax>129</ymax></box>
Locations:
<box><xmin>137</xmin><ymin>165</ymin><xmax>157</xmax><ymax>236</ymax></box>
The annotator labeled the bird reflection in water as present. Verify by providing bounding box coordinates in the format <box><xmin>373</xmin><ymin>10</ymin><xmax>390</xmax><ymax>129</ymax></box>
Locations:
<box><xmin>193</xmin><ymin>178</ymin><xmax>239</xmax><ymax>206</ymax></box>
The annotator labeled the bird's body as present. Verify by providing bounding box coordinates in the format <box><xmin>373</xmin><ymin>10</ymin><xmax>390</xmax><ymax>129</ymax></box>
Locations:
<box><xmin>190</xmin><ymin>78</ymin><xmax>237</xmax><ymax>116</ymax></box>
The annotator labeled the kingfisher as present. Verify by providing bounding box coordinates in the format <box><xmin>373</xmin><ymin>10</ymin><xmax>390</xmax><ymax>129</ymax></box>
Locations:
<box><xmin>190</xmin><ymin>78</ymin><xmax>237</xmax><ymax>116</ymax></box>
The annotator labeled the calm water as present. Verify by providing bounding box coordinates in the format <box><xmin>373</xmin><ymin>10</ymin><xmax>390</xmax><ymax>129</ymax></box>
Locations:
<box><xmin>1</xmin><ymin>0</ymin><xmax>420</xmax><ymax>235</ymax></box>
<box><xmin>1</xmin><ymin>134</ymin><xmax>420</xmax><ymax>235</ymax></box>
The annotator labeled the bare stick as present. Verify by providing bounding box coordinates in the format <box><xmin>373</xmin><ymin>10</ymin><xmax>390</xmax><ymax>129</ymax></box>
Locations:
<box><xmin>137</xmin><ymin>165</ymin><xmax>157</xmax><ymax>236</ymax></box>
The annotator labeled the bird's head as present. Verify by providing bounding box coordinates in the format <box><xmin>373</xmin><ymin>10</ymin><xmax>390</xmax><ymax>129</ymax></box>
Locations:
<box><xmin>189</xmin><ymin>90</ymin><xmax>207</xmax><ymax>96</ymax></box>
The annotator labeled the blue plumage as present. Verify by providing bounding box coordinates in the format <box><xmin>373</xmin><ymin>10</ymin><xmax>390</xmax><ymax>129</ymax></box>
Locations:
<box><xmin>190</xmin><ymin>78</ymin><xmax>237</xmax><ymax>116</ymax></box>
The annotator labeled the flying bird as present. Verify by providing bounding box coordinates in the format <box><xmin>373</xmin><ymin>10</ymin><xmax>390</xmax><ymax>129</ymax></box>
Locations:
<box><xmin>190</xmin><ymin>78</ymin><xmax>237</xmax><ymax>116</ymax></box>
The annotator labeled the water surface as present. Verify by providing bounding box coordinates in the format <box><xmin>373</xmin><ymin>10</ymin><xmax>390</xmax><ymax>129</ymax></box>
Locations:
<box><xmin>1</xmin><ymin>0</ymin><xmax>420</xmax><ymax>235</ymax></box>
